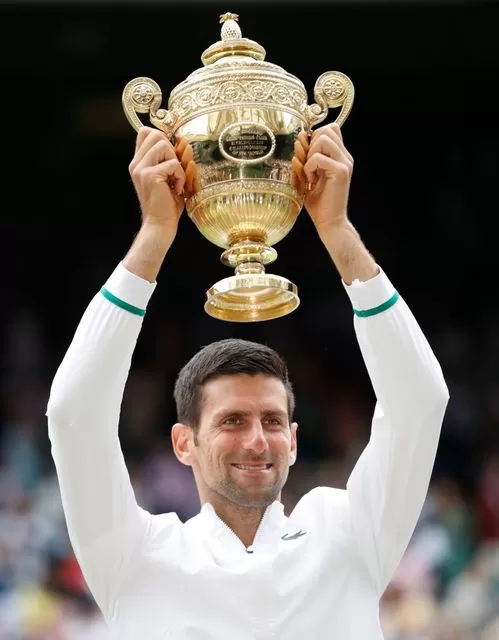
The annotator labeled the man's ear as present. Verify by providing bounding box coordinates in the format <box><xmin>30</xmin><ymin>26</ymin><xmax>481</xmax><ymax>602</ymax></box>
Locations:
<box><xmin>289</xmin><ymin>421</ymin><xmax>298</xmax><ymax>466</ymax></box>
<box><xmin>171</xmin><ymin>423</ymin><xmax>195</xmax><ymax>466</ymax></box>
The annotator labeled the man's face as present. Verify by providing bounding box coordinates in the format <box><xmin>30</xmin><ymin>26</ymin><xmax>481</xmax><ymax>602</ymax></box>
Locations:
<box><xmin>186</xmin><ymin>374</ymin><xmax>297</xmax><ymax>509</ymax></box>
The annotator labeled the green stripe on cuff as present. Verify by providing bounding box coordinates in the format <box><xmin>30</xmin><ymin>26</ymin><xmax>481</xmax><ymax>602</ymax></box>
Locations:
<box><xmin>353</xmin><ymin>291</ymin><xmax>399</xmax><ymax>318</ymax></box>
<box><xmin>100</xmin><ymin>287</ymin><xmax>146</xmax><ymax>317</ymax></box>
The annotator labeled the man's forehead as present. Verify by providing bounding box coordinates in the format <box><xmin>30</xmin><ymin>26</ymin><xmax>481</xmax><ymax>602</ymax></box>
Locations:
<box><xmin>200</xmin><ymin>374</ymin><xmax>288</xmax><ymax>411</ymax></box>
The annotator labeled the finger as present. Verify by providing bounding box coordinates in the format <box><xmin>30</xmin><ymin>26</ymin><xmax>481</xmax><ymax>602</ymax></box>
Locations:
<box><xmin>311</xmin><ymin>122</ymin><xmax>342</xmax><ymax>143</ymax></box>
<box><xmin>179</xmin><ymin>141</ymin><xmax>194</xmax><ymax>170</ymax></box>
<box><xmin>175</xmin><ymin>138</ymin><xmax>195</xmax><ymax>185</ymax></box>
<box><xmin>308</xmin><ymin>135</ymin><xmax>354</xmax><ymax>177</ymax></box>
<box><xmin>133</xmin><ymin>126</ymin><xmax>164</xmax><ymax>161</ymax></box>
<box><xmin>294</xmin><ymin>135</ymin><xmax>308</xmax><ymax>165</ymax></box>
<box><xmin>312</xmin><ymin>124</ymin><xmax>353</xmax><ymax>164</ymax></box>
<box><xmin>184</xmin><ymin>159</ymin><xmax>199</xmax><ymax>193</ymax></box>
<box><xmin>135</xmin><ymin>126</ymin><xmax>154</xmax><ymax>153</ymax></box>
<box><xmin>297</xmin><ymin>129</ymin><xmax>309</xmax><ymax>149</ymax></box>
<box><xmin>134</xmin><ymin>138</ymin><xmax>177</xmax><ymax>173</ymax></box>
<box><xmin>308</xmin><ymin>133</ymin><xmax>345</xmax><ymax>164</ymax></box>
<box><xmin>291</xmin><ymin>156</ymin><xmax>305</xmax><ymax>189</ymax></box>
<box><xmin>136</xmin><ymin>131</ymin><xmax>174</xmax><ymax>164</ymax></box>
<box><xmin>130</xmin><ymin>130</ymin><xmax>174</xmax><ymax>172</ymax></box>
<box><xmin>303</xmin><ymin>153</ymin><xmax>351</xmax><ymax>185</ymax></box>
<box><xmin>142</xmin><ymin>158</ymin><xmax>186</xmax><ymax>195</ymax></box>
<box><xmin>175</xmin><ymin>136</ymin><xmax>189</xmax><ymax>160</ymax></box>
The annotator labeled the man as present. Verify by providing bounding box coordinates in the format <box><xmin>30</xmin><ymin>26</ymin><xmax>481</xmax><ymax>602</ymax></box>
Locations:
<box><xmin>47</xmin><ymin>124</ymin><xmax>449</xmax><ymax>639</ymax></box>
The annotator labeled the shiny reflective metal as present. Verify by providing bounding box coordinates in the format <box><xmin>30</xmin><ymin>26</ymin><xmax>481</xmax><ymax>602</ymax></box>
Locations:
<box><xmin>122</xmin><ymin>12</ymin><xmax>354</xmax><ymax>322</ymax></box>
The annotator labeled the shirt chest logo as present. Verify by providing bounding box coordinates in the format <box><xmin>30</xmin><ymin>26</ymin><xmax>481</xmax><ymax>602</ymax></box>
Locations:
<box><xmin>281</xmin><ymin>529</ymin><xmax>307</xmax><ymax>541</ymax></box>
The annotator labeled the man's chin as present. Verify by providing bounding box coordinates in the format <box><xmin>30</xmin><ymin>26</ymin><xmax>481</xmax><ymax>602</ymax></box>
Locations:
<box><xmin>234</xmin><ymin>497</ymin><xmax>277</xmax><ymax>510</ymax></box>
<box><xmin>215</xmin><ymin>473</ymin><xmax>284</xmax><ymax>509</ymax></box>
<box><xmin>228</xmin><ymin>485</ymin><xmax>280</xmax><ymax>510</ymax></box>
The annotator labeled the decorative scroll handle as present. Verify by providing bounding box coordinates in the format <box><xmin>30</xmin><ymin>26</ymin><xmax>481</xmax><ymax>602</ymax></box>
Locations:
<box><xmin>305</xmin><ymin>71</ymin><xmax>355</xmax><ymax>129</ymax></box>
<box><xmin>122</xmin><ymin>77</ymin><xmax>176</xmax><ymax>136</ymax></box>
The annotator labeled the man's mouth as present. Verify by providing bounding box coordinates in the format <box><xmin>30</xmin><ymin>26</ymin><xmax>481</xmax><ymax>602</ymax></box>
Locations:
<box><xmin>231</xmin><ymin>463</ymin><xmax>273</xmax><ymax>472</ymax></box>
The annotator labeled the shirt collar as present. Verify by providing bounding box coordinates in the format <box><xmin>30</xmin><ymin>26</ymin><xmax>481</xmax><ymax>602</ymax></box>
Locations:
<box><xmin>199</xmin><ymin>500</ymin><xmax>286</xmax><ymax>546</ymax></box>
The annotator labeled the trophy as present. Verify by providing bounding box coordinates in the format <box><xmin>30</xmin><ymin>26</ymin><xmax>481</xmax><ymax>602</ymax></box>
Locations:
<box><xmin>122</xmin><ymin>12</ymin><xmax>354</xmax><ymax>322</ymax></box>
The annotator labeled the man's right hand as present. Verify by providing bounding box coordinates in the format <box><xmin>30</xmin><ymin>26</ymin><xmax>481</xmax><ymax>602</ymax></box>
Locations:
<box><xmin>123</xmin><ymin>128</ymin><xmax>187</xmax><ymax>283</ymax></box>
<box><xmin>128</xmin><ymin>127</ymin><xmax>186</xmax><ymax>238</ymax></box>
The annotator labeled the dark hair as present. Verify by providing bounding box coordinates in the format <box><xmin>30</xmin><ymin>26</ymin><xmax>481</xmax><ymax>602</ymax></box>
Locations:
<box><xmin>173</xmin><ymin>338</ymin><xmax>295</xmax><ymax>430</ymax></box>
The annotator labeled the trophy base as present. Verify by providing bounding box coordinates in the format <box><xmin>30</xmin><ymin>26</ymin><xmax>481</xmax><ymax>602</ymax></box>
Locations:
<box><xmin>204</xmin><ymin>273</ymin><xmax>299</xmax><ymax>322</ymax></box>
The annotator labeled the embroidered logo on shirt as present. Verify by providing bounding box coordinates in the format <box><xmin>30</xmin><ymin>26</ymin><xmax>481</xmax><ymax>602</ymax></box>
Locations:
<box><xmin>281</xmin><ymin>529</ymin><xmax>307</xmax><ymax>541</ymax></box>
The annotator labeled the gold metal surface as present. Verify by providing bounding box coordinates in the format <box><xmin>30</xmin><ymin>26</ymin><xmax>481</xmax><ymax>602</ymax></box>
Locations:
<box><xmin>205</xmin><ymin>273</ymin><xmax>299</xmax><ymax>323</ymax></box>
<box><xmin>122</xmin><ymin>13</ymin><xmax>354</xmax><ymax>322</ymax></box>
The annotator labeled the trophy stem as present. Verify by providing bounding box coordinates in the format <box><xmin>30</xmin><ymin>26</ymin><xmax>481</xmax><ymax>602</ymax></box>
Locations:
<box><xmin>220</xmin><ymin>241</ymin><xmax>277</xmax><ymax>269</ymax></box>
<box><xmin>204</xmin><ymin>239</ymin><xmax>299</xmax><ymax>322</ymax></box>
<box><xmin>235</xmin><ymin>261</ymin><xmax>265</xmax><ymax>275</ymax></box>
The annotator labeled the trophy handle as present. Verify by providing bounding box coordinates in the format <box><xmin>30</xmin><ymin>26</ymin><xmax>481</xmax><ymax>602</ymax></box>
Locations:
<box><xmin>305</xmin><ymin>71</ymin><xmax>355</xmax><ymax>129</ymax></box>
<box><xmin>122</xmin><ymin>77</ymin><xmax>176</xmax><ymax>136</ymax></box>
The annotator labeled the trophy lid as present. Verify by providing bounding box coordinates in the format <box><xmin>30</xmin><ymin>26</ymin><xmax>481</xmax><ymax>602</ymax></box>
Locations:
<box><xmin>165</xmin><ymin>12</ymin><xmax>309</xmax><ymax>129</ymax></box>
<box><xmin>201</xmin><ymin>12</ymin><xmax>266</xmax><ymax>65</ymax></box>
<box><xmin>123</xmin><ymin>11</ymin><xmax>354</xmax><ymax>136</ymax></box>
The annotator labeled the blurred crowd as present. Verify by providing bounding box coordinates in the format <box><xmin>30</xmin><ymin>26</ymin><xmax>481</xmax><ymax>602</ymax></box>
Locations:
<box><xmin>0</xmin><ymin>288</ymin><xmax>498</xmax><ymax>639</ymax></box>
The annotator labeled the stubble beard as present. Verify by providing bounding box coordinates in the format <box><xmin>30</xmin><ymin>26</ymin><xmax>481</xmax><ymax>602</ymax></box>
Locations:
<box><xmin>215</xmin><ymin>466</ymin><xmax>290</xmax><ymax>509</ymax></box>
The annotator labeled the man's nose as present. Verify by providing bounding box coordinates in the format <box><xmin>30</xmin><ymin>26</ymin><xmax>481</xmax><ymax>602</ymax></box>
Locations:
<box><xmin>243</xmin><ymin>421</ymin><xmax>269</xmax><ymax>454</ymax></box>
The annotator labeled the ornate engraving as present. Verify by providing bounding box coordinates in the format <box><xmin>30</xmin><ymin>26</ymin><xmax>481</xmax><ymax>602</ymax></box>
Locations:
<box><xmin>169</xmin><ymin>74</ymin><xmax>309</xmax><ymax>126</ymax></box>
<box><xmin>306</xmin><ymin>71</ymin><xmax>355</xmax><ymax>128</ymax></box>
<box><xmin>321</xmin><ymin>78</ymin><xmax>344</xmax><ymax>101</ymax></box>
<box><xmin>187</xmin><ymin>179</ymin><xmax>301</xmax><ymax>217</ymax></box>
<box><xmin>122</xmin><ymin>77</ymin><xmax>175</xmax><ymax>133</ymax></box>
<box><xmin>131</xmin><ymin>83</ymin><xmax>155</xmax><ymax>107</ymax></box>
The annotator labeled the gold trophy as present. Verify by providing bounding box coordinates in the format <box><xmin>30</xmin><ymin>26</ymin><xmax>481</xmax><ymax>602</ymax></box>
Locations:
<box><xmin>122</xmin><ymin>12</ymin><xmax>354</xmax><ymax>322</ymax></box>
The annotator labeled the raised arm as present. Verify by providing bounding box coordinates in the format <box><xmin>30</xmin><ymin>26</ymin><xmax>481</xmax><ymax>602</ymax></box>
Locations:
<box><xmin>303</xmin><ymin>124</ymin><xmax>449</xmax><ymax>593</ymax></box>
<box><xmin>342</xmin><ymin>270</ymin><xmax>448</xmax><ymax>594</ymax></box>
<box><xmin>47</xmin><ymin>127</ymin><xmax>186</xmax><ymax>615</ymax></box>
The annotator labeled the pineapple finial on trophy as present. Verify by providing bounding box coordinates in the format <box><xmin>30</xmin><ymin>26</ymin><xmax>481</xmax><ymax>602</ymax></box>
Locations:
<box><xmin>219</xmin><ymin>12</ymin><xmax>241</xmax><ymax>40</ymax></box>
<box><xmin>201</xmin><ymin>11</ymin><xmax>265</xmax><ymax>65</ymax></box>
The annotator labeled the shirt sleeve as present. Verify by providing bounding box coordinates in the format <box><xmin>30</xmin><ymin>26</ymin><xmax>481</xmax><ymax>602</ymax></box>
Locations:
<box><xmin>343</xmin><ymin>267</ymin><xmax>449</xmax><ymax>596</ymax></box>
<box><xmin>46</xmin><ymin>263</ymin><xmax>157</xmax><ymax>617</ymax></box>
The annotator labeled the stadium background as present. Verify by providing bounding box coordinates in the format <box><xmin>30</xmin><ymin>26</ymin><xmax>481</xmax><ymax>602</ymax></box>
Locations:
<box><xmin>0</xmin><ymin>0</ymin><xmax>498</xmax><ymax>637</ymax></box>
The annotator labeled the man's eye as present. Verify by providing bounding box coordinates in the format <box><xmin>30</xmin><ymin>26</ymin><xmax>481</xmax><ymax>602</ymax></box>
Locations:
<box><xmin>223</xmin><ymin>416</ymin><xmax>242</xmax><ymax>425</ymax></box>
<box><xmin>265</xmin><ymin>418</ymin><xmax>282</xmax><ymax>426</ymax></box>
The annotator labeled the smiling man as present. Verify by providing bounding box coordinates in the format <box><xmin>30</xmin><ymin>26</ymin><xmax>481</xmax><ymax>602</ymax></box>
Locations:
<box><xmin>172</xmin><ymin>348</ymin><xmax>297</xmax><ymax>549</ymax></box>
<box><xmin>47</xmin><ymin>125</ymin><xmax>449</xmax><ymax>639</ymax></box>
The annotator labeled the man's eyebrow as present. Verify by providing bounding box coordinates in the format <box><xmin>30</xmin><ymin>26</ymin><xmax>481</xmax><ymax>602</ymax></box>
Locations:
<box><xmin>261</xmin><ymin>409</ymin><xmax>288</xmax><ymax>418</ymax></box>
<box><xmin>213</xmin><ymin>409</ymin><xmax>251</xmax><ymax>421</ymax></box>
<box><xmin>212</xmin><ymin>409</ymin><xmax>287</xmax><ymax>421</ymax></box>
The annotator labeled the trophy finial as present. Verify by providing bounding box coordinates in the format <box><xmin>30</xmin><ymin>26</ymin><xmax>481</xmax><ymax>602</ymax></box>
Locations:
<box><xmin>219</xmin><ymin>12</ymin><xmax>242</xmax><ymax>40</ymax></box>
<box><xmin>219</xmin><ymin>12</ymin><xmax>239</xmax><ymax>23</ymax></box>
<box><xmin>201</xmin><ymin>12</ymin><xmax>265</xmax><ymax>65</ymax></box>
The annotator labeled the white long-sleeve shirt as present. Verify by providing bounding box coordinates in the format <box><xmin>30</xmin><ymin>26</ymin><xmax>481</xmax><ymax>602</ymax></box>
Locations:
<box><xmin>47</xmin><ymin>263</ymin><xmax>449</xmax><ymax>639</ymax></box>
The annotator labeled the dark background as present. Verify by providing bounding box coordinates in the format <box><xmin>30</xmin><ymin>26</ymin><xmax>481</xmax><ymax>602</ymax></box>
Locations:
<box><xmin>0</xmin><ymin>1</ymin><xmax>498</xmax><ymax>637</ymax></box>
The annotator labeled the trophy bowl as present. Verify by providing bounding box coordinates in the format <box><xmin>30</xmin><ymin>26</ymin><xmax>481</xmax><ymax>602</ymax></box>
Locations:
<box><xmin>122</xmin><ymin>12</ymin><xmax>354</xmax><ymax>322</ymax></box>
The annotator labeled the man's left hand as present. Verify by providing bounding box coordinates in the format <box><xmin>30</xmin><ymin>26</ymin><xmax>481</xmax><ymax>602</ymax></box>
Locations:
<box><xmin>296</xmin><ymin>123</ymin><xmax>354</xmax><ymax>239</ymax></box>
